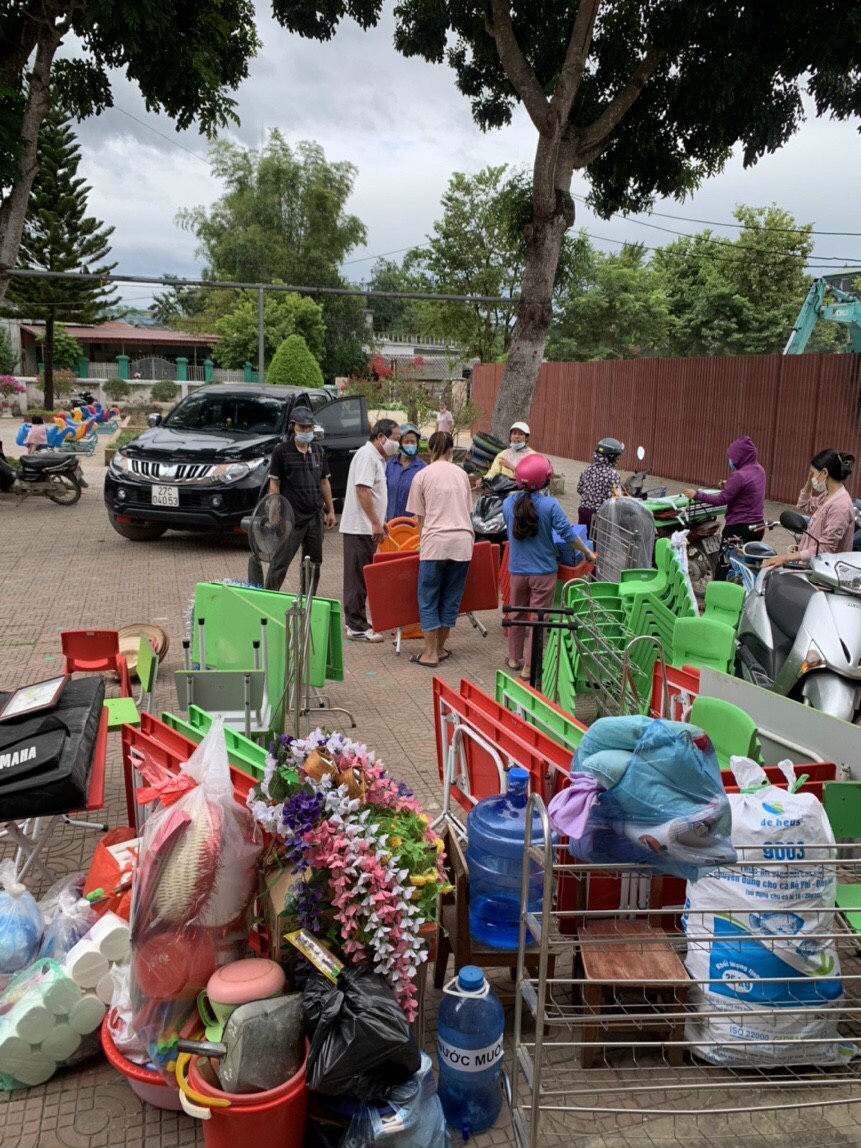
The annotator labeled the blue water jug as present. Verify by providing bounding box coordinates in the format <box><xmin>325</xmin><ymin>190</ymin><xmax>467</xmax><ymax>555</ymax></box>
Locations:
<box><xmin>436</xmin><ymin>966</ymin><xmax>504</xmax><ymax>1137</ymax></box>
<box><xmin>466</xmin><ymin>766</ymin><xmax>545</xmax><ymax>950</ymax></box>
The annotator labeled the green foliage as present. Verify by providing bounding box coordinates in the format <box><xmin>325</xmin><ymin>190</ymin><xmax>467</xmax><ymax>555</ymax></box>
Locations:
<box><xmin>266</xmin><ymin>335</ymin><xmax>324</xmax><ymax>388</ymax></box>
<box><xmin>653</xmin><ymin>205</ymin><xmax>815</xmax><ymax>356</ymax></box>
<box><xmin>6</xmin><ymin>108</ymin><xmax>116</xmax><ymax>406</ymax></box>
<box><xmin>0</xmin><ymin>327</ymin><xmax>17</xmax><ymax>374</ymax></box>
<box><xmin>176</xmin><ymin>131</ymin><xmax>368</xmax><ymax>380</ymax></box>
<box><xmin>364</xmin><ymin>258</ymin><xmax>427</xmax><ymax>334</ymax></box>
<box><xmin>38</xmin><ymin>368</ymin><xmax>76</xmax><ymax>401</ymax></box>
<box><xmin>150</xmin><ymin>379</ymin><xmax>179</xmax><ymax>402</ymax></box>
<box><xmin>547</xmin><ymin>239</ymin><xmax>671</xmax><ymax>361</ymax></box>
<box><xmin>213</xmin><ymin>289</ymin><xmax>326</xmax><ymax>368</ymax></box>
<box><xmin>36</xmin><ymin>325</ymin><xmax>83</xmax><ymax>371</ymax></box>
<box><xmin>103</xmin><ymin>377</ymin><xmax>131</xmax><ymax>402</ymax></box>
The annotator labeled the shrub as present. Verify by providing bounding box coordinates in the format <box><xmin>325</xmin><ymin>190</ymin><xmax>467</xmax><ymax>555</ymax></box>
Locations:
<box><xmin>0</xmin><ymin>375</ymin><xmax>25</xmax><ymax>399</ymax></box>
<box><xmin>104</xmin><ymin>377</ymin><xmax>131</xmax><ymax>402</ymax></box>
<box><xmin>266</xmin><ymin>334</ymin><xmax>324</xmax><ymax>388</ymax></box>
<box><xmin>150</xmin><ymin>379</ymin><xmax>179</xmax><ymax>403</ymax></box>
<box><xmin>37</xmin><ymin>368</ymin><xmax>76</xmax><ymax>401</ymax></box>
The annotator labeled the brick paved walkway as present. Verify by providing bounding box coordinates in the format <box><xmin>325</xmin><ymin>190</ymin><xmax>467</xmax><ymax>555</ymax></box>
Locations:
<box><xmin>1</xmin><ymin>422</ymin><xmax>854</xmax><ymax>1148</ymax></box>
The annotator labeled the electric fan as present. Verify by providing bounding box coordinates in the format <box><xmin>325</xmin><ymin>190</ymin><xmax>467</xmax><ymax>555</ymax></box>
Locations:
<box><xmin>243</xmin><ymin>493</ymin><xmax>294</xmax><ymax>586</ymax></box>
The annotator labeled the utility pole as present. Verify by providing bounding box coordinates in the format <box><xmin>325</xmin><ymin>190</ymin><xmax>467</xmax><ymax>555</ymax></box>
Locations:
<box><xmin>257</xmin><ymin>288</ymin><xmax>265</xmax><ymax>382</ymax></box>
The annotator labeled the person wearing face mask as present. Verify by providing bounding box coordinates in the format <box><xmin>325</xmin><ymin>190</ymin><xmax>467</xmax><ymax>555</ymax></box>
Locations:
<box><xmin>265</xmin><ymin>406</ymin><xmax>336</xmax><ymax>594</ymax></box>
<box><xmin>762</xmin><ymin>449</ymin><xmax>856</xmax><ymax>569</ymax></box>
<box><xmin>385</xmin><ymin>422</ymin><xmax>427</xmax><ymax>520</ymax></box>
<box><xmin>340</xmin><ymin>418</ymin><xmax>401</xmax><ymax>641</ymax></box>
<box><xmin>683</xmin><ymin>436</ymin><xmax>766</xmax><ymax>580</ymax></box>
<box><xmin>484</xmin><ymin>421</ymin><xmax>535</xmax><ymax>481</ymax></box>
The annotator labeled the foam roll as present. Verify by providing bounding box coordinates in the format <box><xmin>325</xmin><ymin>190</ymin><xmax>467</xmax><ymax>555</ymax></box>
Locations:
<box><xmin>42</xmin><ymin>976</ymin><xmax>82</xmax><ymax>1016</ymax></box>
<box><xmin>40</xmin><ymin>1025</ymin><xmax>80</xmax><ymax>1062</ymax></box>
<box><xmin>87</xmin><ymin>912</ymin><xmax>130</xmax><ymax>963</ymax></box>
<box><xmin>95</xmin><ymin>972</ymin><xmax>114</xmax><ymax>1006</ymax></box>
<box><xmin>12</xmin><ymin>1052</ymin><xmax>57</xmax><ymax>1087</ymax></box>
<box><xmin>0</xmin><ymin>1035</ymin><xmax>32</xmax><ymax>1077</ymax></box>
<box><xmin>64</xmin><ymin>939</ymin><xmax>109</xmax><ymax>989</ymax></box>
<box><xmin>68</xmin><ymin>994</ymin><xmax>106</xmax><ymax>1036</ymax></box>
<box><xmin>15</xmin><ymin>1004</ymin><xmax>54</xmax><ymax>1045</ymax></box>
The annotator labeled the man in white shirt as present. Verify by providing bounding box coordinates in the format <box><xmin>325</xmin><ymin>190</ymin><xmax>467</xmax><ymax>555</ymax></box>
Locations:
<box><xmin>340</xmin><ymin>418</ymin><xmax>401</xmax><ymax>640</ymax></box>
<box><xmin>435</xmin><ymin>401</ymin><xmax>454</xmax><ymax>435</ymax></box>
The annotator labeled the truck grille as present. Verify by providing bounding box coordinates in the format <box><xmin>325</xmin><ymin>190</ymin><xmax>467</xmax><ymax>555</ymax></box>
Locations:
<box><xmin>128</xmin><ymin>459</ymin><xmax>218</xmax><ymax>483</ymax></box>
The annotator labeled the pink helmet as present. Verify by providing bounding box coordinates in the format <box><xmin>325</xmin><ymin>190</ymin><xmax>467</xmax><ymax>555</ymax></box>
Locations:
<box><xmin>515</xmin><ymin>453</ymin><xmax>553</xmax><ymax>492</ymax></box>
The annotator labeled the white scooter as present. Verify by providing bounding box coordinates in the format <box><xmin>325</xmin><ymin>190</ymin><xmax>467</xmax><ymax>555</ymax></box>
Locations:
<box><xmin>735</xmin><ymin>510</ymin><xmax>861</xmax><ymax>723</ymax></box>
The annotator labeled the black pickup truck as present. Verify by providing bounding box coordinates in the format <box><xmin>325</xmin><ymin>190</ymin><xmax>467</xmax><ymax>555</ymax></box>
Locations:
<box><xmin>104</xmin><ymin>384</ymin><xmax>368</xmax><ymax>541</ymax></box>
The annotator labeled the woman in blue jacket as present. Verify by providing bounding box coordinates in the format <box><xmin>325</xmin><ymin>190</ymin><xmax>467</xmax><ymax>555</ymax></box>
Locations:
<box><xmin>503</xmin><ymin>454</ymin><xmax>595</xmax><ymax>679</ymax></box>
<box><xmin>385</xmin><ymin>422</ymin><xmax>426</xmax><ymax>520</ymax></box>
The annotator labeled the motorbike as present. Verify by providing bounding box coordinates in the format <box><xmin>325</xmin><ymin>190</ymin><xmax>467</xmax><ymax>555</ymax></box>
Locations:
<box><xmin>0</xmin><ymin>449</ymin><xmax>84</xmax><ymax>505</ymax></box>
<box><xmin>735</xmin><ymin>509</ymin><xmax>861</xmax><ymax>723</ymax></box>
<box><xmin>623</xmin><ymin>446</ymin><xmax>667</xmax><ymax>500</ymax></box>
<box><xmin>471</xmin><ymin>473</ymin><xmax>517</xmax><ymax>546</ymax></box>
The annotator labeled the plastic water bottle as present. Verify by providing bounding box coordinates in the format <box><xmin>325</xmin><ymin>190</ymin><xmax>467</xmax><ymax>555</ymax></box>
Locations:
<box><xmin>467</xmin><ymin>766</ymin><xmax>545</xmax><ymax>949</ymax></box>
<box><xmin>437</xmin><ymin>966</ymin><xmax>504</xmax><ymax>1138</ymax></box>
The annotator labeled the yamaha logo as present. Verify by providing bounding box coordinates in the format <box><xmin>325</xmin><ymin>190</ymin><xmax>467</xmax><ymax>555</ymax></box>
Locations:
<box><xmin>0</xmin><ymin>745</ymin><xmax>37</xmax><ymax>771</ymax></box>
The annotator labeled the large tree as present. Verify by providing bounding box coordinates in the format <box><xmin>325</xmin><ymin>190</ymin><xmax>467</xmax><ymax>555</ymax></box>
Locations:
<box><xmin>0</xmin><ymin>0</ymin><xmax>260</xmax><ymax>304</ymax></box>
<box><xmin>178</xmin><ymin>131</ymin><xmax>369</xmax><ymax>380</ymax></box>
<box><xmin>5</xmin><ymin>107</ymin><xmax>118</xmax><ymax>407</ymax></box>
<box><xmin>273</xmin><ymin>0</ymin><xmax>861</xmax><ymax>436</ymax></box>
<box><xmin>213</xmin><ymin>289</ymin><xmax>326</xmax><ymax>369</ymax></box>
<box><xmin>546</xmin><ymin>238</ymin><xmax>670</xmax><ymax>361</ymax></box>
<box><xmin>654</xmin><ymin>205</ymin><xmax>820</xmax><ymax>357</ymax></box>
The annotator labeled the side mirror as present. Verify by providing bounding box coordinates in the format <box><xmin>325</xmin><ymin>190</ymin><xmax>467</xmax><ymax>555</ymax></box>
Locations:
<box><xmin>147</xmin><ymin>413</ymin><xmax>162</xmax><ymax>428</ymax></box>
<box><xmin>636</xmin><ymin>446</ymin><xmax>645</xmax><ymax>462</ymax></box>
<box><xmin>780</xmin><ymin>510</ymin><xmax>808</xmax><ymax>534</ymax></box>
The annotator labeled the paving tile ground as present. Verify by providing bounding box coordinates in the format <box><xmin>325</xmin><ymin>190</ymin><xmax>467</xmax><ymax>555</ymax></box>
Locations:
<box><xmin>0</xmin><ymin>420</ymin><xmax>855</xmax><ymax>1147</ymax></box>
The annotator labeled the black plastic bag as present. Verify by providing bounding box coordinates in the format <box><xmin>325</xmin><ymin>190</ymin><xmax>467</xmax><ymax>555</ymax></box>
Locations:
<box><xmin>303</xmin><ymin>966</ymin><xmax>420</xmax><ymax>1101</ymax></box>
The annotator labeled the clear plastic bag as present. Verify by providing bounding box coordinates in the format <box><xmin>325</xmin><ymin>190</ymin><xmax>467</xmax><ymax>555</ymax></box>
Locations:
<box><xmin>0</xmin><ymin>958</ymin><xmax>89</xmax><ymax>1089</ymax></box>
<box><xmin>38</xmin><ymin>872</ymin><xmax>85</xmax><ymax>923</ymax></box>
<box><xmin>106</xmin><ymin>962</ymin><xmax>146</xmax><ymax>1062</ymax></box>
<box><xmin>344</xmin><ymin>1053</ymin><xmax>451</xmax><ymax>1147</ymax></box>
<box><xmin>129</xmin><ymin>716</ymin><xmax>263</xmax><ymax>1075</ymax></box>
<box><xmin>38</xmin><ymin>892</ymin><xmax>96</xmax><ymax>961</ymax></box>
<box><xmin>0</xmin><ymin>860</ymin><xmax>43</xmax><ymax>976</ymax></box>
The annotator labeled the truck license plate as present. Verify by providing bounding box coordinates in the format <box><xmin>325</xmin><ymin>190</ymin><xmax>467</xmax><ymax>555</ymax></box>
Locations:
<box><xmin>151</xmin><ymin>485</ymin><xmax>179</xmax><ymax>507</ymax></box>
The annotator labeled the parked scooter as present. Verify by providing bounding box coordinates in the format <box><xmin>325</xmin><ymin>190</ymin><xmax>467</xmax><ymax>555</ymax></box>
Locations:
<box><xmin>735</xmin><ymin>510</ymin><xmax>861</xmax><ymax>722</ymax></box>
<box><xmin>0</xmin><ymin>447</ymin><xmax>84</xmax><ymax>505</ymax></box>
<box><xmin>623</xmin><ymin>446</ymin><xmax>667</xmax><ymax>499</ymax></box>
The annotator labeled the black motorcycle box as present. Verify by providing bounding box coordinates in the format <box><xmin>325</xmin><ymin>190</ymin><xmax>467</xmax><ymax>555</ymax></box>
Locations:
<box><xmin>0</xmin><ymin>678</ymin><xmax>103</xmax><ymax>820</ymax></box>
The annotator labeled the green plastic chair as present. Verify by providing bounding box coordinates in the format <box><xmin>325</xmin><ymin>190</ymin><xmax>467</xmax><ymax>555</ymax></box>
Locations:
<box><xmin>823</xmin><ymin>782</ymin><xmax>861</xmax><ymax>935</ymax></box>
<box><xmin>104</xmin><ymin>635</ymin><xmax>158</xmax><ymax>730</ymax></box>
<box><xmin>689</xmin><ymin>695</ymin><xmax>761</xmax><ymax>770</ymax></box>
<box><xmin>703</xmin><ymin>581</ymin><xmax>745</xmax><ymax>631</ymax></box>
<box><xmin>671</xmin><ymin>616</ymin><xmax>736</xmax><ymax>673</ymax></box>
<box><xmin>619</xmin><ymin>538</ymin><xmax>672</xmax><ymax>603</ymax></box>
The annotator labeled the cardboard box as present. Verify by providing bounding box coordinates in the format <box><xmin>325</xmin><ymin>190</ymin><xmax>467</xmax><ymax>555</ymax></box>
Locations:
<box><xmin>259</xmin><ymin>866</ymin><xmax>296</xmax><ymax>965</ymax></box>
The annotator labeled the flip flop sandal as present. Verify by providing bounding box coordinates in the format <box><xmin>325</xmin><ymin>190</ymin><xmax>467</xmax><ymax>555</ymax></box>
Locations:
<box><xmin>504</xmin><ymin>659</ymin><xmax>523</xmax><ymax>671</ymax></box>
<box><xmin>438</xmin><ymin>650</ymin><xmax>452</xmax><ymax>662</ymax></box>
<box><xmin>409</xmin><ymin>654</ymin><xmax>438</xmax><ymax>668</ymax></box>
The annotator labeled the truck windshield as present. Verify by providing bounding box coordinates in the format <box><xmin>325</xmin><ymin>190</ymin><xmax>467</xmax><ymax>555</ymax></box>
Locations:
<box><xmin>164</xmin><ymin>393</ymin><xmax>288</xmax><ymax>435</ymax></box>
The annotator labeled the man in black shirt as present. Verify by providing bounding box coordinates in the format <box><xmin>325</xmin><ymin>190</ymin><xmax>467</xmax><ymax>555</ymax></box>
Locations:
<box><xmin>264</xmin><ymin>406</ymin><xmax>336</xmax><ymax>593</ymax></box>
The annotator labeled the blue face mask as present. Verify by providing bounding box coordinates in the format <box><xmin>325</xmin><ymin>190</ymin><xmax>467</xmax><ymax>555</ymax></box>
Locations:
<box><xmin>295</xmin><ymin>431</ymin><xmax>314</xmax><ymax>444</ymax></box>
<box><xmin>727</xmin><ymin>459</ymin><xmax>736</xmax><ymax>471</ymax></box>
<box><xmin>401</xmin><ymin>443</ymin><xmax>418</xmax><ymax>456</ymax></box>
<box><xmin>510</xmin><ymin>440</ymin><xmax>527</xmax><ymax>451</ymax></box>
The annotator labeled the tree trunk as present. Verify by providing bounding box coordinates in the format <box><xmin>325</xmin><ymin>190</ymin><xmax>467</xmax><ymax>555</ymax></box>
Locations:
<box><xmin>489</xmin><ymin>204</ymin><xmax>571</xmax><ymax>439</ymax></box>
<box><xmin>43</xmin><ymin>310</ymin><xmax>54</xmax><ymax>410</ymax></box>
<box><xmin>0</xmin><ymin>26</ymin><xmax>62</xmax><ymax>306</ymax></box>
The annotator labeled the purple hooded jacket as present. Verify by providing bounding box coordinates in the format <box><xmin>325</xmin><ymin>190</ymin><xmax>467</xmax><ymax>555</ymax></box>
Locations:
<box><xmin>695</xmin><ymin>437</ymin><xmax>765</xmax><ymax>526</ymax></box>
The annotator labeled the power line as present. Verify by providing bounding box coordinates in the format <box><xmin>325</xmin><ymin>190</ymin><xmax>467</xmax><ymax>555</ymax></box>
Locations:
<box><xmin>112</xmin><ymin>107</ymin><xmax>211</xmax><ymax>167</ymax></box>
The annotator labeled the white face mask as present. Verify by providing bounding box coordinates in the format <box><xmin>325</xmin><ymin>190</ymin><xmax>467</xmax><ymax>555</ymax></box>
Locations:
<box><xmin>382</xmin><ymin>436</ymin><xmax>400</xmax><ymax>457</ymax></box>
<box><xmin>811</xmin><ymin>474</ymin><xmax>826</xmax><ymax>493</ymax></box>
<box><xmin>510</xmin><ymin>440</ymin><xmax>526</xmax><ymax>451</ymax></box>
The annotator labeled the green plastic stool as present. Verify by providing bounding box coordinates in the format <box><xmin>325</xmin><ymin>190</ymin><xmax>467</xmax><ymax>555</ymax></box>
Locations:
<box><xmin>703</xmin><ymin>581</ymin><xmax>745</xmax><ymax>631</ymax></box>
<box><xmin>671</xmin><ymin>616</ymin><xmax>736</xmax><ymax>673</ymax></box>
<box><xmin>689</xmin><ymin>695</ymin><xmax>761</xmax><ymax>770</ymax></box>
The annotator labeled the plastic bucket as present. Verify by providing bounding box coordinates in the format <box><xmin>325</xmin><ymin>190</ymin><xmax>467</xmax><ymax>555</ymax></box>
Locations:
<box><xmin>100</xmin><ymin>1015</ymin><xmax>182</xmax><ymax>1111</ymax></box>
<box><xmin>183</xmin><ymin>1051</ymin><xmax>307</xmax><ymax>1148</ymax></box>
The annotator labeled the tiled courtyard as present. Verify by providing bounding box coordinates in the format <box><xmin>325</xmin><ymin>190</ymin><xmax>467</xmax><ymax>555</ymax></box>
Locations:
<box><xmin>0</xmin><ymin>424</ymin><xmax>857</xmax><ymax>1147</ymax></box>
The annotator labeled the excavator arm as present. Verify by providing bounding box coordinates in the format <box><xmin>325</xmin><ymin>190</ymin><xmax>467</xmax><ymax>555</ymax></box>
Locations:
<box><xmin>784</xmin><ymin>278</ymin><xmax>861</xmax><ymax>354</ymax></box>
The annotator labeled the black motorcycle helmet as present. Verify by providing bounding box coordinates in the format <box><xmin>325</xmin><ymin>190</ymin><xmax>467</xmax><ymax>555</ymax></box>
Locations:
<box><xmin>596</xmin><ymin>437</ymin><xmax>624</xmax><ymax>463</ymax></box>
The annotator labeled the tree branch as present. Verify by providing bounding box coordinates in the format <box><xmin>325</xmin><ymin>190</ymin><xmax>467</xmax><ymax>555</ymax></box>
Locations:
<box><xmin>485</xmin><ymin>0</ymin><xmax>549</xmax><ymax>134</ymax></box>
<box><xmin>578</xmin><ymin>46</ymin><xmax>664</xmax><ymax>154</ymax></box>
<box><xmin>551</xmin><ymin>0</ymin><xmax>600</xmax><ymax>119</ymax></box>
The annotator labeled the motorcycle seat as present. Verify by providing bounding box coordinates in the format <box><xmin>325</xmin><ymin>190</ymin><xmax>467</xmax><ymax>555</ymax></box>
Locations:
<box><xmin>19</xmin><ymin>452</ymin><xmax>75</xmax><ymax>474</ymax></box>
<box><xmin>765</xmin><ymin>570</ymin><xmax>817</xmax><ymax>652</ymax></box>
<box><xmin>740</xmin><ymin>541</ymin><xmax>776</xmax><ymax>562</ymax></box>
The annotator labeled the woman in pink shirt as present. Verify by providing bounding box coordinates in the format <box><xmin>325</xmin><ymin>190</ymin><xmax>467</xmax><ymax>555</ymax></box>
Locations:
<box><xmin>24</xmin><ymin>416</ymin><xmax>48</xmax><ymax>454</ymax></box>
<box><xmin>764</xmin><ymin>448</ymin><xmax>855</xmax><ymax>567</ymax></box>
<box><xmin>406</xmin><ymin>431</ymin><xmax>475</xmax><ymax>666</ymax></box>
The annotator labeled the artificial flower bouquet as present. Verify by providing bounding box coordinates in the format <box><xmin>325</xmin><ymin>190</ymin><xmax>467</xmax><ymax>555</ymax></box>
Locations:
<box><xmin>248</xmin><ymin>730</ymin><xmax>449</xmax><ymax>1022</ymax></box>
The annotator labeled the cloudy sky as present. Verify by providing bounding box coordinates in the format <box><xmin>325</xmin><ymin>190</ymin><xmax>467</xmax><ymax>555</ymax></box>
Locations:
<box><xmin>71</xmin><ymin>7</ymin><xmax>861</xmax><ymax>311</ymax></box>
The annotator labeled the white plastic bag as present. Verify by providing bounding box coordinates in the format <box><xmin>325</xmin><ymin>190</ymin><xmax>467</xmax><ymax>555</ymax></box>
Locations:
<box><xmin>684</xmin><ymin>757</ymin><xmax>848</xmax><ymax>1065</ymax></box>
<box><xmin>0</xmin><ymin>861</ymin><xmax>43</xmax><ymax>976</ymax></box>
<box><xmin>38</xmin><ymin>892</ymin><xmax>97</xmax><ymax>961</ymax></box>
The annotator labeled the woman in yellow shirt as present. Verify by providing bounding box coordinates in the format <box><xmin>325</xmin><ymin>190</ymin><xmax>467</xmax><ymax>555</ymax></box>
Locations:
<box><xmin>484</xmin><ymin>421</ymin><xmax>536</xmax><ymax>480</ymax></box>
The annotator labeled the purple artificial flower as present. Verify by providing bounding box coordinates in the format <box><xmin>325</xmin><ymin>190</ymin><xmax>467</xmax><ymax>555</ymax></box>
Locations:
<box><xmin>281</xmin><ymin>789</ymin><xmax>325</xmax><ymax>868</ymax></box>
